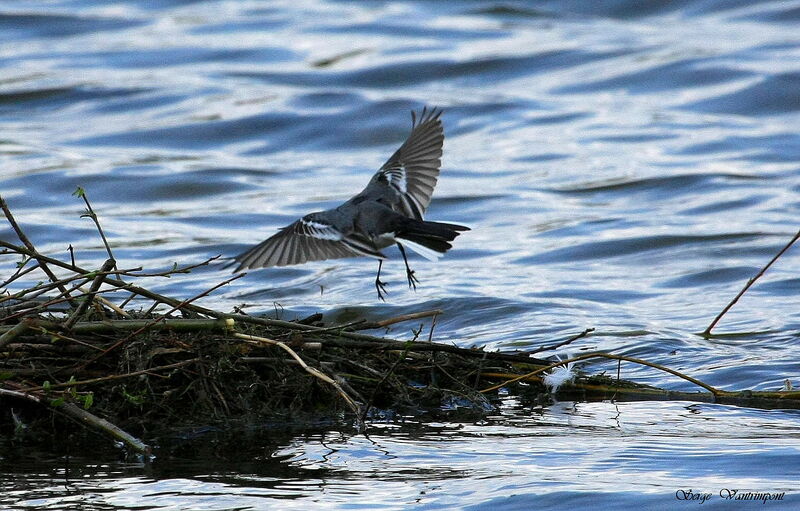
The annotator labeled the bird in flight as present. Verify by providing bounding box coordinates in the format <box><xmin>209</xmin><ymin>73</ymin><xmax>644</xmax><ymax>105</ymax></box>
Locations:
<box><xmin>233</xmin><ymin>107</ymin><xmax>469</xmax><ymax>300</ymax></box>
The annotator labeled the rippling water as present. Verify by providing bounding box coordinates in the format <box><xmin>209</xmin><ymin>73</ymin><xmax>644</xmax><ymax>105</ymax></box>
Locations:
<box><xmin>2</xmin><ymin>0</ymin><xmax>800</xmax><ymax>509</ymax></box>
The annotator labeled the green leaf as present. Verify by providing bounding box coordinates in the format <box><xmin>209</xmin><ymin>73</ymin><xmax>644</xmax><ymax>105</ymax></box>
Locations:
<box><xmin>49</xmin><ymin>397</ymin><xmax>65</xmax><ymax>407</ymax></box>
<box><xmin>72</xmin><ymin>186</ymin><xmax>85</xmax><ymax>198</ymax></box>
<box><xmin>83</xmin><ymin>393</ymin><xmax>94</xmax><ymax>410</ymax></box>
<box><xmin>122</xmin><ymin>389</ymin><xmax>146</xmax><ymax>406</ymax></box>
<box><xmin>42</xmin><ymin>380</ymin><xmax>51</xmax><ymax>391</ymax></box>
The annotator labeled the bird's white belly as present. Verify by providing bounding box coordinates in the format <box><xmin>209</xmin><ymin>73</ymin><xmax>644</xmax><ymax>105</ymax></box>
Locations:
<box><xmin>373</xmin><ymin>232</ymin><xmax>397</xmax><ymax>249</ymax></box>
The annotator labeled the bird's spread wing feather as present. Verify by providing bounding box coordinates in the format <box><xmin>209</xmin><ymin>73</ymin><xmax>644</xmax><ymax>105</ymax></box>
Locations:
<box><xmin>377</xmin><ymin>107</ymin><xmax>444</xmax><ymax>220</ymax></box>
<box><xmin>233</xmin><ymin>216</ymin><xmax>385</xmax><ymax>271</ymax></box>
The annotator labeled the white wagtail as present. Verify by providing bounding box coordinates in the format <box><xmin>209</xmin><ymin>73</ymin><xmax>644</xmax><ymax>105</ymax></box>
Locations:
<box><xmin>233</xmin><ymin>107</ymin><xmax>469</xmax><ymax>300</ymax></box>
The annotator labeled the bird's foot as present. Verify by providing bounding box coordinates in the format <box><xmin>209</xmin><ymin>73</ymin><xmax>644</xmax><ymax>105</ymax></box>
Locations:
<box><xmin>405</xmin><ymin>269</ymin><xmax>419</xmax><ymax>291</ymax></box>
<box><xmin>375</xmin><ymin>278</ymin><xmax>388</xmax><ymax>301</ymax></box>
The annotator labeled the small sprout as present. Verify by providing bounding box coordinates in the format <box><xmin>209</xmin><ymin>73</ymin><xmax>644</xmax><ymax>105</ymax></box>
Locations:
<box><xmin>72</xmin><ymin>186</ymin><xmax>85</xmax><ymax>198</ymax></box>
<box><xmin>49</xmin><ymin>397</ymin><xmax>65</xmax><ymax>407</ymax></box>
<box><xmin>122</xmin><ymin>389</ymin><xmax>146</xmax><ymax>406</ymax></box>
<box><xmin>67</xmin><ymin>376</ymin><xmax>77</xmax><ymax>398</ymax></box>
<box><xmin>42</xmin><ymin>380</ymin><xmax>51</xmax><ymax>392</ymax></box>
<box><xmin>83</xmin><ymin>393</ymin><xmax>94</xmax><ymax>410</ymax></box>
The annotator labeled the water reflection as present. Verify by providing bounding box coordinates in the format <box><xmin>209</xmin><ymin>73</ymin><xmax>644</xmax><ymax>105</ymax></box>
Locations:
<box><xmin>3</xmin><ymin>401</ymin><xmax>799</xmax><ymax>510</ymax></box>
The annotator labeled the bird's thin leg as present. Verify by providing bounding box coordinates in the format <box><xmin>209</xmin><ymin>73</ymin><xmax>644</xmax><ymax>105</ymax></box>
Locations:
<box><xmin>396</xmin><ymin>243</ymin><xmax>419</xmax><ymax>291</ymax></box>
<box><xmin>375</xmin><ymin>259</ymin><xmax>388</xmax><ymax>301</ymax></box>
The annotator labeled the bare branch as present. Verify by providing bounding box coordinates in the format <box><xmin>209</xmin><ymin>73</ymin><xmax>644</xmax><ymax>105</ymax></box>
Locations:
<box><xmin>524</xmin><ymin>328</ymin><xmax>595</xmax><ymax>355</ymax></box>
<box><xmin>234</xmin><ymin>332</ymin><xmax>361</xmax><ymax>414</ymax></box>
<box><xmin>704</xmin><ymin>229</ymin><xmax>800</xmax><ymax>335</ymax></box>
<box><xmin>64</xmin><ymin>258</ymin><xmax>116</xmax><ymax>329</ymax></box>
<box><xmin>0</xmin><ymin>196</ymin><xmax>76</xmax><ymax>305</ymax></box>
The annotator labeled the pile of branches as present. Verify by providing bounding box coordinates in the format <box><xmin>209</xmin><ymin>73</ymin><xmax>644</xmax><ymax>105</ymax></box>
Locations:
<box><xmin>2</xmin><ymin>191</ymin><xmax>799</xmax><ymax>456</ymax></box>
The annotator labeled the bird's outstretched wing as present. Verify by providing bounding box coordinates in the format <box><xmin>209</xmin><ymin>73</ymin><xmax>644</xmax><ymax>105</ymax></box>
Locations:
<box><xmin>373</xmin><ymin>107</ymin><xmax>444</xmax><ymax>220</ymax></box>
<box><xmin>233</xmin><ymin>216</ymin><xmax>385</xmax><ymax>271</ymax></box>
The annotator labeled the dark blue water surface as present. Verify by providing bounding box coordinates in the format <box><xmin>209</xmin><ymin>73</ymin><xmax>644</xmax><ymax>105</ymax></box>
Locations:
<box><xmin>2</xmin><ymin>0</ymin><xmax>800</xmax><ymax>509</ymax></box>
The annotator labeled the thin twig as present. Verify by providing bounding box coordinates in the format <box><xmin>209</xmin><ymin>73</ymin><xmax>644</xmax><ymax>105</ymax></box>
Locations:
<box><xmin>355</xmin><ymin>309</ymin><xmax>444</xmax><ymax>330</ymax></box>
<box><xmin>118</xmin><ymin>291</ymin><xmax>137</xmax><ymax>309</ymax></box>
<box><xmin>119</xmin><ymin>256</ymin><xmax>220</xmax><ymax>278</ymax></box>
<box><xmin>308</xmin><ymin>319</ymin><xmax>367</xmax><ymax>333</ymax></box>
<box><xmin>234</xmin><ymin>332</ymin><xmax>361</xmax><ymax>413</ymax></box>
<box><xmin>0</xmin><ymin>265</ymin><xmax>143</xmax><ymax>305</ymax></box>
<box><xmin>360</xmin><ymin>342</ymin><xmax>413</xmax><ymax>422</ymax></box>
<box><xmin>472</xmin><ymin>351</ymin><xmax>489</xmax><ymax>389</ymax></box>
<box><xmin>427</xmin><ymin>313</ymin><xmax>438</xmax><ymax>342</ymax></box>
<box><xmin>78</xmin><ymin>291</ymin><xmax>129</xmax><ymax>318</ymax></box>
<box><xmin>315</xmin><ymin>309</ymin><xmax>445</xmax><ymax>334</ymax></box>
<box><xmin>0</xmin><ymin>317</ymin><xmax>234</xmax><ymax>335</ymax></box>
<box><xmin>64</xmin><ymin>258</ymin><xmax>116</xmax><ymax>329</ymax></box>
<box><xmin>480</xmin><ymin>352</ymin><xmax>722</xmax><ymax>396</ymax></box>
<box><xmin>25</xmin><ymin>325</ymin><xmax>107</xmax><ymax>352</ymax></box>
<box><xmin>0</xmin><ymin>275</ymin><xmax>89</xmax><ymax>305</ymax></box>
<box><xmin>525</xmin><ymin>328</ymin><xmax>595</xmax><ymax>355</ymax></box>
<box><xmin>74</xmin><ymin>187</ymin><xmax>116</xmax><ymax>268</ymax></box>
<box><xmin>18</xmin><ymin>358</ymin><xmax>199</xmax><ymax>393</ymax></box>
<box><xmin>1</xmin><ymin>285</ymin><xmax>123</xmax><ymax>323</ymax></box>
<box><xmin>0</xmin><ymin>196</ymin><xmax>77</xmax><ymax>305</ymax></box>
<box><xmin>704</xmin><ymin>229</ymin><xmax>800</xmax><ymax>335</ymax></box>
<box><xmin>0</xmin><ymin>259</ymin><xmax>38</xmax><ymax>288</ymax></box>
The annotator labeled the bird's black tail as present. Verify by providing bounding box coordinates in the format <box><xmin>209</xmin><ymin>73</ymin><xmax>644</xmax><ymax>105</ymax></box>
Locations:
<box><xmin>395</xmin><ymin>219</ymin><xmax>470</xmax><ymax>261</ymax></box>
